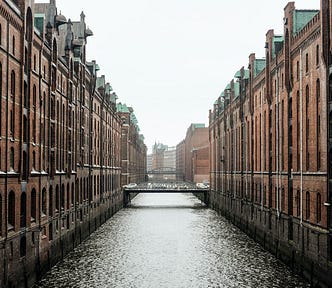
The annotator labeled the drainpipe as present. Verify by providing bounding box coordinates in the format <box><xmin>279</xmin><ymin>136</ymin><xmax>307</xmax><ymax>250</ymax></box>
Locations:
<box><xmin>3</xmin><ymin>19</ymin><xmax>10</xmax><ymax>287</ymax></box>
<box><xmin>261</xmin><ymin>87</ymin><xmax>264</xmax><ymax>210</ymax></box>
<box><xmin>299</xmin><ymin>48</ymin><xmax>303</xmax><ymax>225</ymax></box>
<box><xmin>275</xmin><ymin>69</ymin><xmax>280</xmax><ymax>217</ymax></box>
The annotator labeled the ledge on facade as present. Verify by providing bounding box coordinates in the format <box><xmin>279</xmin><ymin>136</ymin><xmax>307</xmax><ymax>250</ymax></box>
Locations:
<box><xmin>4</xmin><ymin>0</ymin><xmax>21</xmax><ymax>16</ymax></box>
<box><xmin>0</xmin><ymin>170</ymin><xmax>19</xmax><ymax>178</ymax></box>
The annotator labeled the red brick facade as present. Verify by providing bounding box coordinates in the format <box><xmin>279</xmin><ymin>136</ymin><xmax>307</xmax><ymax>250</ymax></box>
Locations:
<box><xmin>209</xmin><ymin>1</ymin><xmax>332</xmax><ymax>286</ymax></box>
<box><xmin>176</xmin><ymin>124</ymin><xmax>210</xmax><ymax>183</ymax></box>
<box><xmin>0</xmin><ymin>1</ymin><xmax>146</xmax><ymax>287</ymax></box>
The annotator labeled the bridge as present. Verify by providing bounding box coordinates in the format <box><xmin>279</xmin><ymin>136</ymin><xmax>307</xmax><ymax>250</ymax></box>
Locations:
<box><xmin>123</xmin><ymin>181</ymin><xmax>209</xmax><ymax>207</ymax></box>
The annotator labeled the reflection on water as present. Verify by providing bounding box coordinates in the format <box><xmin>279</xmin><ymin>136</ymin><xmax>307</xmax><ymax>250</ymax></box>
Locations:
<box><xmin>35</xmin><ymin>193</ymin><xmax>309</xmax><ymax>288</ymax></box>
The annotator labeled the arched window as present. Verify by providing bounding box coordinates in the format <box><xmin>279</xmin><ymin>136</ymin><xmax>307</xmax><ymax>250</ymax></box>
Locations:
<box><xmin>61</xmin><ymin>184</ymin><xmax>65</xmax><ymax>209</ymax></box>
<box><xmin>306</xmin><ymin>191</ymin><xmax>310</xmax><ymax>220</ymax></box>
<box><xmin>8</xmin><ymin>191</ymin><xmax>15</xmax><ymax>230</ymax></box>
<box><xmin>10</xmin><ymin>70</ymin><xmax>15</xmax><ymax>97</ymax></box>
<box><xmin>306</xmin><ymin>85</ymin><xmax>310</xmax><ymax>171</ymax></box>
<box><xmin>22</xmin><ymin>151</ymin><xmax>28</xmax><ymax>180</ymax></box>
<box><xmin>20</xmin><ymin>192</ymin><xmax>26</xmax><ymax>228</ymax></box>
<box><xmin>32</xmin><ymin>151</ymin><xmax>36</xmax><ymax>170</ymax></box>
<box><xmin>71</xmin><ymin>183</ymin><xmax>74</xmax><ymax>207</ymax></box>
<box><xmin>49</xmin><ymin>186</ymin><xmax>53</xmax><ymax>217</ymax></box>
<box><xmin>317</xmin><ymin>193</ymin><xmax>321</xmax><ymax>223</ymax></box>
<box><xmin>316</xmin><ymin>45</ymin><xmax>320</xmax><ymax>66</ymax></box>
<box><xmin>55</xmin><ymin>185</ymin><xmax>60</xmax><ymax>212</ymax></box>
<box><xmin>49</xmin><ymin>223</ymin><xmax>53</xmax><ymax>241</ymax></box>
<box><xmin>41</xmin><ymin>188</ymin><xmax>46</xmax><ymax>215</ymax></box>
<box><xmin>52</xmin><ymin>39</ymin><xmax>57</xmax><ymax>63</ymax></box>
<box><xmin>31</xmin><ymin>189</ymin><xmax>36</xmax><ymax>222</ymax></box>
<box><xmin>10</xmin><ymin>147</ymin><xmax>14</xmax><ymax>171</ymax></box>
<box><xmin>25</xmin><ymin>8</ymin><xmax>33</xmax><ymax>42</ymax></box>
<box><xmin>23</xmin><ymin>116</ymin><xmax>28</xmax><ymax>143</ymax></box>
<box><xmin>12</xmin><ymin>36</ymin><xmax>15</xmax><ymax>55</ymax></box>
<box><xmin>66</xmin><ymin>183</ymin><xmax>70</xmax><ymax>210</ymax></box>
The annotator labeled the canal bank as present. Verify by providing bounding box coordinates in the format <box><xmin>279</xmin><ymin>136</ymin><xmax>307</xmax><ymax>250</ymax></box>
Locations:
<box><xmin>35</xmin><ymin>193</ymin><xmax>309</xmax><ymax>288</ymax></box>
<box><xmin>209</xmin><ymin>190</ymin><xmax>332</xmax><ymax>288</ymax></box>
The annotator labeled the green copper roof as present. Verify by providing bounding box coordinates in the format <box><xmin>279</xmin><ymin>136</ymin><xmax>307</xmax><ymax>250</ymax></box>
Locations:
<box><xmin>34</xmin><ymin>14</ymin><xmax>45</xmax><ymax>34</ymax></box>
<box><xmin>244</xmin><ymin>69</ymin><xmax>250</xmax><ymax>80</ymax></box>
<box><xmin>254</xmin><ymin>59</ymin><xmax>266</xmax><ymax>77</ymax></box>
<box><xmin>225</xmin><ymin>83</ymin><xmax>231</xmax><ymax>91</ymax></box>
<box><xmin>293</xmin><ymin>10</ymin><xmax>319</xmax><ymax>36</ymax></box>
<box><xmin>234</xmin><ymin>82</ymin><xmax>240</xmax><ymax>99</ymax></box>
<box><xmin>116</xmin><ymin>103</ymin><xmax>130</xmax><ymax>113</ymax></box>
<box><xmin>234</xmin><ymin>70</ymin><xmax>241</xmax><ymax>78</ymax></box>
<box><xmin>273</xmin><ymin>35</ymin><xmax>284</xmax><ymax>58</ymax></box>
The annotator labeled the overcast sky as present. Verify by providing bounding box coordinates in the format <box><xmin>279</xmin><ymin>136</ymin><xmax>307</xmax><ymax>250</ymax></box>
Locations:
<box><xmin>52</xmin><ymin>0</ymin><xmax>319</xmax><ymax>152</ymax></box>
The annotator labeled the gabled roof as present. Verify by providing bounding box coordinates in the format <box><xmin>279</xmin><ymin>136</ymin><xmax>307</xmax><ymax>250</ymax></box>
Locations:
<box><xmin>254</xmin><ymin>59</ymin><xmax>266</xmax><ymax>77</ymax></box>
<box><xmin>293</xmin><ymin>10</ymin><xmax>319</xmax><ymax>36</ymax></box>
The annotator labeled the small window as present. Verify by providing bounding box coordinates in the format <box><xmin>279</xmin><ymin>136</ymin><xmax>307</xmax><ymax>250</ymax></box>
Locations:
<box><xmin>316</xmin><ymin>45</ymin><xmax>319</xmax><ymax>66</ymax></box>
<box><xmin>306</xmin><ymin>191</ymin><xmax>310</xmax><ymax>220</ymax></box>
<box><xmin>305</xmin><ymin>53</ymin><xmax>309</xmax><ymax>73</ymax></box>
<box><xmin>12</xmin><ymin>36</ymin><xmax>15</xmax><ymax>55</ymax></box>
<box><xmin>317</xmin><ymin>193</ymin><xmax>321</xmax><ymax>223</ymax></box>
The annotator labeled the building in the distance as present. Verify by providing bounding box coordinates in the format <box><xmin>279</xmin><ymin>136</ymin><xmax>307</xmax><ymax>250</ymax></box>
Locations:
<box><xmin>117</xmin><ymin>103</ymin><xmax>147</xmax><ymax>185</ymax></box>
<box><xmin>148</xmin><ymin>143</ymin><xmax>176</xmax><ymax>180</ymax></box>
<box><xmin>176</xmin><ymin>124</ymin><xmax>210</xmax><ymax>184</ymax></box>
<box><xmin>209</xmin><ymin>1</ymin><xmax>332</xmax><ymax>286</ymax></box>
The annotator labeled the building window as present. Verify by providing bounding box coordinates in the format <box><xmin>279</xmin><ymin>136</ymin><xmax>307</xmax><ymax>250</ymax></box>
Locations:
<box><xmin>8</xmin><ymin>191</ymin><xmax>15</xmax><ymax>230</ymax></box>
<box><xmin>12</xmin><ymin>36</ymin><xmax>15</xmax><ymax>55</ymax></box>
<box><xmin>316</xmin><ymin>45</ymin><xmax>319</xmax><ymax>66</ymax></box>
<box><xmin>317</xmin><ymin>193</ymin><xmax>321</xmax><ymax>223</ymax></box>
<box><xmin>296</xmin><ymin>61</ymin><xmax>299</xmax><ymax>80</ymax></box>
<box><xmin>20</xmin><ymin>192</ymin><xmax>26</xmax><ymax>228</ymax></box>
<box><xmin>49</xmin><ymin>186</ymin><xmax>53</xmax><ymax>217</ymax></box>
<box><xmin>61</xmin><ymin>184</ymin><xmax>65</xmax><ymax>209</ymax></box>
<box><xmin>11</xmin><ymin>70</ymin><xmax>15</xmax><ymax>98</ymax></box>
<box><xmin>49</xmin><ymin>223</ymin><xmax>53</xmax><ymax>241</ymax></box>
<box><xmin>306</xmin><ymin>191</ymin><xmax>310</xmax><ymax>220</ymax></box>
<box><xmin>42</xmin><ymin>188</ymin><xmax>46</xmax><ymax>216</ymax></box>
<box><xmin>305</xmin><ymin>53</ymin><xmax>309</xmax><ymax>73</ymax></box>
<box><xmin>10</xmin><ymin>147</ymin><xmax>14</xmax><ymax>171</ymax></box>
<box><xmin>32</xmin><ymin>151</ymin><xmax>36</xmax><ymax>170</ymax></box>
<box><xmin>55</xmin><ymin>185</ymin><xmax>60</xmax><ymax>212</ymax></box>
<box><xmin>31</xmin><ymin>189</ymin><xmax>36</xmax><ymax>222</ymax></box>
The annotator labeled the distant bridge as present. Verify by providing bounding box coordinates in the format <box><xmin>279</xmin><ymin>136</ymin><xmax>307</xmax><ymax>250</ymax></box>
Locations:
<box><xmin>123</xmin><ymin>181</ymin><xmax>209</xmax><ymax>207</ymax></box>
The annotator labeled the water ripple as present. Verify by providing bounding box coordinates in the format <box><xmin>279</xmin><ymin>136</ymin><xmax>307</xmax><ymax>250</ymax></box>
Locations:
<box><xmin>35</xmin><ymin>193</ymin><xmax>309</xmax><ymax>288</ymax></box>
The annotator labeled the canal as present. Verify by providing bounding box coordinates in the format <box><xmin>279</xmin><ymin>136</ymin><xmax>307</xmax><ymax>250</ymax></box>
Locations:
<box><xmin>35</xmin><ymin>193</ymin><xmax>309</xmax><ymax>288</ymax></box>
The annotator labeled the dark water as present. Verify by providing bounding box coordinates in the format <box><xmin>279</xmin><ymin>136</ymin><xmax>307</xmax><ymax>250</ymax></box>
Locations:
<box><xmin>35</xmin><ymin>193</ymin><xmax>309</xmax><ymax>288</ymax></box>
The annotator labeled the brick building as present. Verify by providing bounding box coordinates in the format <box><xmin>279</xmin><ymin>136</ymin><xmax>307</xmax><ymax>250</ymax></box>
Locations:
<box><xmin>176</xmin><ymin>123</ymin><xmax>210</xmax><ymax>183</ymax></box>
<box><xmin>0</xmin><ymin>1</ymin><xmax>146</xmax><ymax>287</ymax></box>
<box><xmin>209</xmin><ymin>1</ymin><xmax>332</xmax><ymax>286</ymax></box>
<box><xmin>117</xmin><ymin>102</ymin><xmax>147</xmax><ymax>186</ymax></box>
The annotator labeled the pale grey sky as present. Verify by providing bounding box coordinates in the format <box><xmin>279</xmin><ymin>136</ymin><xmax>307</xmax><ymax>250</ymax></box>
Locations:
<box><xmin>52</xmin><ymin>0</ymin><xmax>319</xmax><ymax>151</ymax></box>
